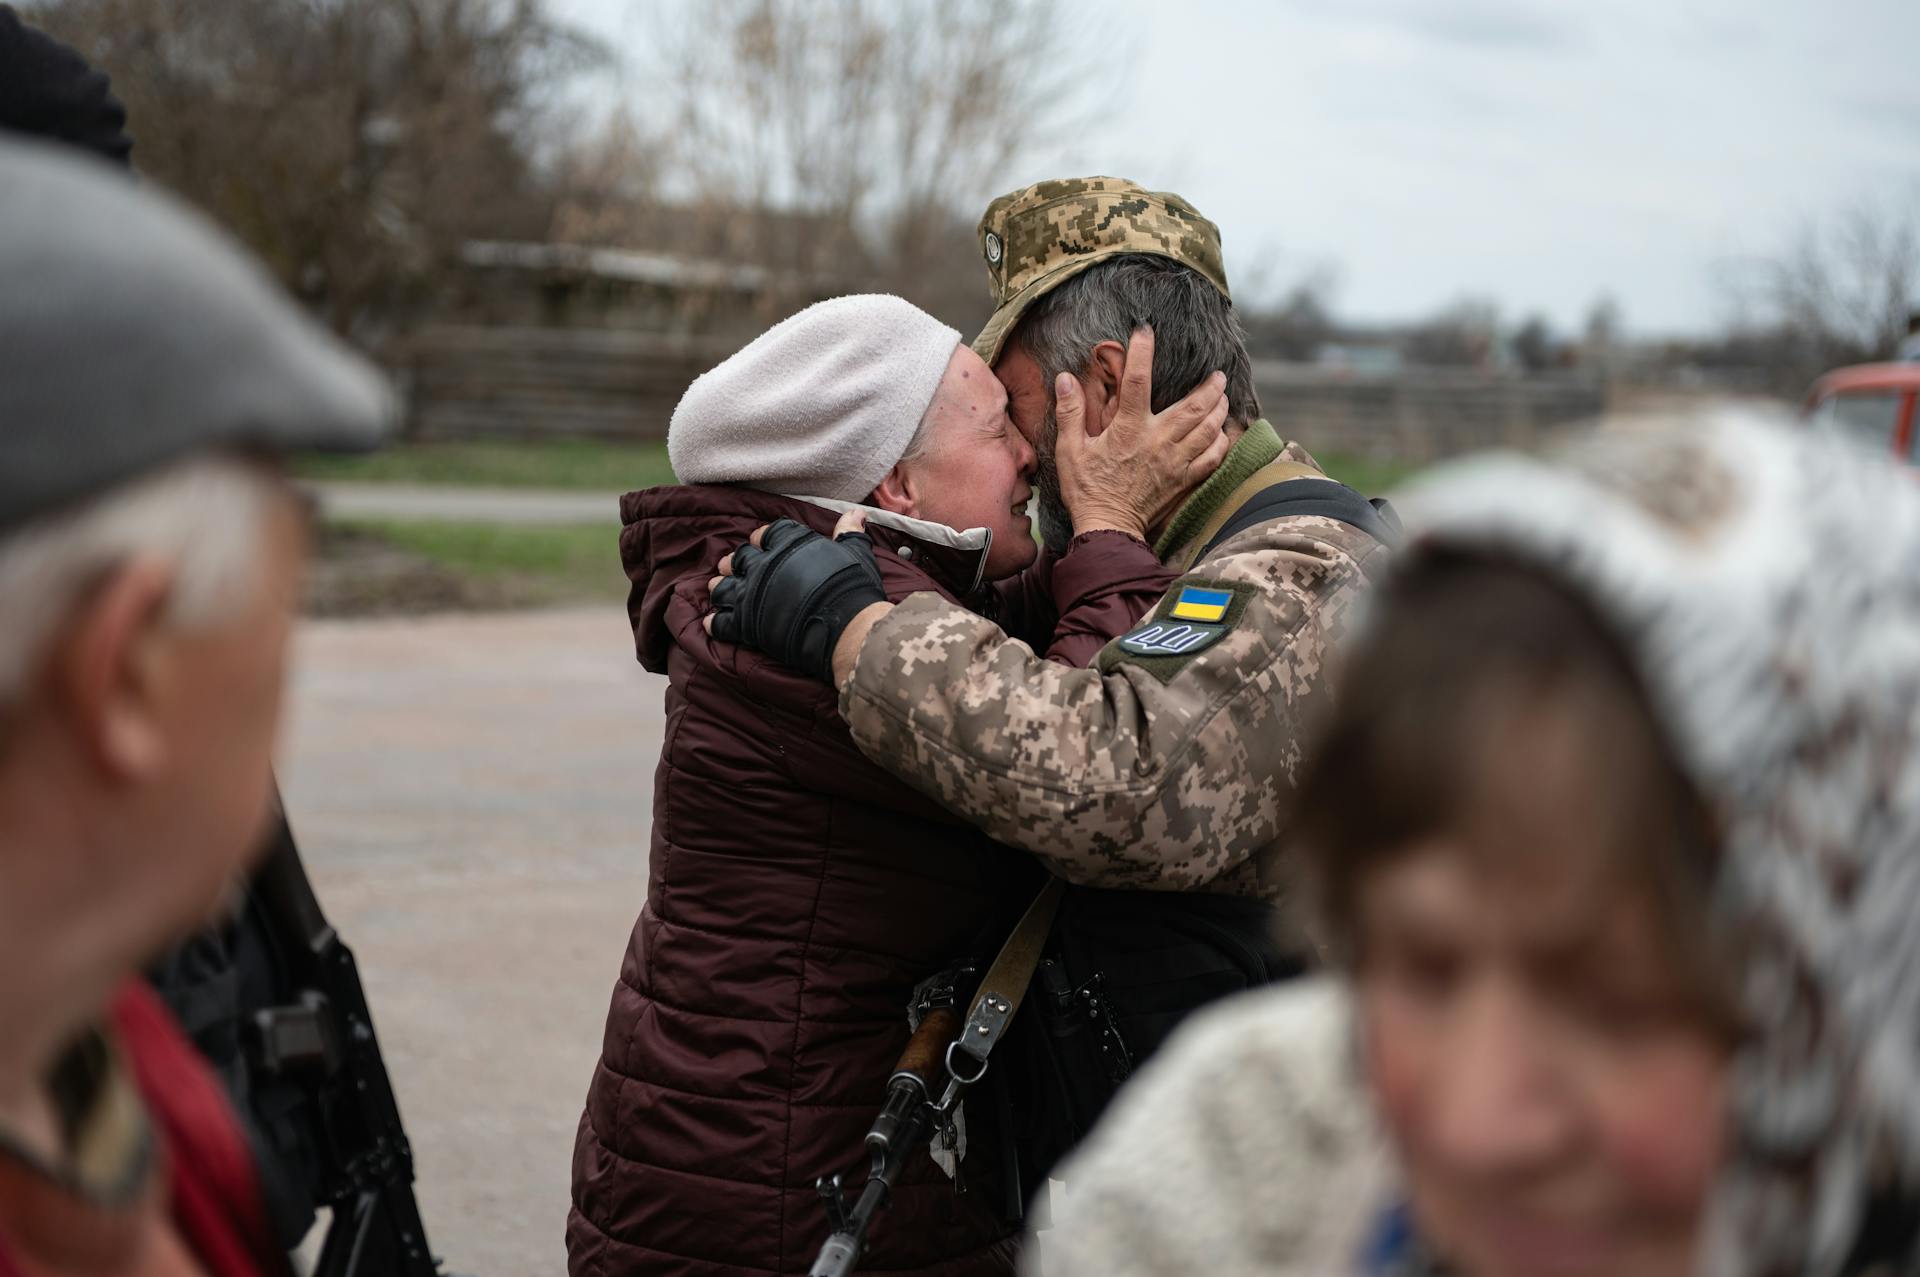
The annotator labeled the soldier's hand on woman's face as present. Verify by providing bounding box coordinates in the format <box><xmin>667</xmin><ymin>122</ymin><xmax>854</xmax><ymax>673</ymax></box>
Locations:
<box><xmin>1053</xmin><ymin>326</ymin><xmax>1232</xmax><ymax>541</ymax></box>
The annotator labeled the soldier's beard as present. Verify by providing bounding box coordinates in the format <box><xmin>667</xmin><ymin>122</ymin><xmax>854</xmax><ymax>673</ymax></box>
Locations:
<box><xmin>1034</xmin><ymin>406</ymin><xmax>1074</xmax><ymax>556</ymax></box>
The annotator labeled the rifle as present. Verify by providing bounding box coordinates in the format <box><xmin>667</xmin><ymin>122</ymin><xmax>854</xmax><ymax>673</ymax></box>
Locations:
<box><xmin>248</xmin><ymin>809</ymin><xmax>444</xmax><ymax>1277</ymax></box>
<box><xmin>808</xmin><ymin>879</ymin><xmax>1064</xmax><ymax>1277</ymax></box>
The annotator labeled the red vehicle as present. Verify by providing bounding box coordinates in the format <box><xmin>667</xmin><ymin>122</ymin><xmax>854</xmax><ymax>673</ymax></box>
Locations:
<box><xmin>1803</xmin><ymin>363</ymin><xmax>1920</xmax><ymax>460</ymax></box>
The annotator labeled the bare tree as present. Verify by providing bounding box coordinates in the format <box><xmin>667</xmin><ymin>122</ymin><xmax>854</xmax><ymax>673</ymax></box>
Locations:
<box><xmin>1578</xmin><ymin>294</ymin><xmax>1622</xmax><ymax>380</ymax></box>
<box><xmin>1242</xmin><ymin>272</ymin><xmax>1340</xmax><ymax>362</ymax></box>
<box><xmin>1406</xmin><ymin>296</ymin><xmax>1503</xmax><ymax>370</ymax></box>
<box><xmin>1509</xmin><ymin>314</ymin><xmax>1559</xmax><ymax>373</ymax></box>
<box><xmin>545</xmin><ymin>106</ymin><xmax>670</xmax><ymax>247</ymax></box>
<box><xmin>1722</xmin><ymin>191</ymin><xmax>1920</xmax><ymax>390</ymax></box>
<box><xmin>593</xmin><ymin>0</ymin><xmax>1111</xmax><ymax>330</ymax></box>
<box><xmin>25</xmin><ymin>0</ymin><xmax>607</xmax><ymax>341</ymax></box>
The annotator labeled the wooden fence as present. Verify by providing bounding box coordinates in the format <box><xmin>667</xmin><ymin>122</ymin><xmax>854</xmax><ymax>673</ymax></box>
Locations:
<box><xmin>1254</xmin><ymin>363</ymin><xmax>1608</xmax><ymax>462</ymax></box>
<box><xmin>394</xmin><ymin>326</ymin><xmax>1608</xmax><ymax>460</ymax></box>
<box><xmin>396</xmin><ymin>325</ymin><xmax>737</xmax><ymax>442</ymax></box>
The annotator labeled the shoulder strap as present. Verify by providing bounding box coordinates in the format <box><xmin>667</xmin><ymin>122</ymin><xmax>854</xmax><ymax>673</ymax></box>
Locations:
<box><xmin>948</xmin><ymin>877</ymin><xmax>1066</xmax><ymax>1073</ymax></box>
<box><xmin>1196</xmin><ymin>479</ymin><xmax>1403</xmax><ymax>565</ymax></box>
<box><xmin>1174</xmin><ymin>458</ymin><xmax>1325</xmax><ymax>572</ymax></box>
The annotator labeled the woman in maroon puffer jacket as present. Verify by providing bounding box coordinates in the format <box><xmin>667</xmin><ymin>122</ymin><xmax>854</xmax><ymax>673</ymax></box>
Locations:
<box><xmin>567</xmin><ymin>298</ymin><xmax>1188</xmax><ymax>1276</ymax></box>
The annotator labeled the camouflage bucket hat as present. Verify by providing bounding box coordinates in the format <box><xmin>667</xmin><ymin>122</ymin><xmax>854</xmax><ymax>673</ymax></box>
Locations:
<box><xmin>971</xmin><ymin>176</ymin><xmax>1231</xmax><ymax>366</ymax></box>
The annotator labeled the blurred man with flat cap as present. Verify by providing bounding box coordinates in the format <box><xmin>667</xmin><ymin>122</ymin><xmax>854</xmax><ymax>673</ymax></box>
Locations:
<box><xmin>0</xmin><ymin>134</ymin><xmax>391</xmax><ymax>1276</ymax></box>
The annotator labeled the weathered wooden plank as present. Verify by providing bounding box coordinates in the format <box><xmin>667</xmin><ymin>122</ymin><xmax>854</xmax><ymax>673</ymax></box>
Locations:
<box><xmin>391</xmin><ymin>327</ymin><xmax>1608</xmax><ymax>455</ymax></box>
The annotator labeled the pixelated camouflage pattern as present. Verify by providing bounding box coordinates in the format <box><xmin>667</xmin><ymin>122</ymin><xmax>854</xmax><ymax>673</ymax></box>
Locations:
<box><xmin>838</xmin><ymin>513</ymin><xmax>1384</xmax><ymax>900</ymax></box>
<box><xmin>972</xmin><ymin>176</ymin><xmax>1231</xmax><ymax>366</ymax></box>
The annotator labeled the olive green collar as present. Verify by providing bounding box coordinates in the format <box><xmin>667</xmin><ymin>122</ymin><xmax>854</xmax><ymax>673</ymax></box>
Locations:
<box><xmin>1152</xmin><ymin>419</ymin><xmax>1286</xmax><ymax>559</ymax></box>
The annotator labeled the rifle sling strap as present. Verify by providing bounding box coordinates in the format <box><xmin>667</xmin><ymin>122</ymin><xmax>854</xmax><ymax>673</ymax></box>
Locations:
<box><xmin>950</xmin><ymin>878</ymin><xmax>1065</xmax><ymax>1073</ymax></box>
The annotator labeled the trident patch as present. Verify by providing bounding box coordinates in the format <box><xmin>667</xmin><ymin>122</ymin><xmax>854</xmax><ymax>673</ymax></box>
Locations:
<box><xmin>1099</xmin><ymin>579</ymin><xmax>1252</xmax><ymax>682</ymax></box>
<box><xmin>1116</xmin><ymin>619</ymin><xmax>1225</xmax><ymax>657</ymax></box>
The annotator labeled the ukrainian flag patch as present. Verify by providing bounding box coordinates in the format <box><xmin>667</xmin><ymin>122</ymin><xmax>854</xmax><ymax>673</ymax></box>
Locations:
<box><xmin>1169</xmin><ymin>586</ymin><xmax>1232</xmax><ymax>623</ymax></box>
<box><xmin>1097</xmin><ymin>578</ymin><xmax>1254</xmax><ymax>684</ymax></box>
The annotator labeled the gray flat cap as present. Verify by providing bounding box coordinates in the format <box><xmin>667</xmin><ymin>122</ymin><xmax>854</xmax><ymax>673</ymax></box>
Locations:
<box><xmin>0</xmin><ymin>134</ymin><xmax>396</xmax><ymax>530</ymax></box>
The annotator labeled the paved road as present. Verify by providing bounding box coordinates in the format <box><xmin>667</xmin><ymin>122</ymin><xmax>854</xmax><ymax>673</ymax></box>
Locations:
<box><xmin>282</xmin><ymin>606</ymin><xmax>661</xmax><ymax>1276</ymax></box>
<box><xmin>308</xmin><ymin>482</ymin><xmax>620</xmax><ymax>524</ymax></box>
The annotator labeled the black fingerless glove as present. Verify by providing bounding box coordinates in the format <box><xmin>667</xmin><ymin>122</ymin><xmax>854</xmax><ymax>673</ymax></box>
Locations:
<box><xmin>709</xmin><ymin>518</ymin><xmax>887</xmax><ymax>683</ymax></box>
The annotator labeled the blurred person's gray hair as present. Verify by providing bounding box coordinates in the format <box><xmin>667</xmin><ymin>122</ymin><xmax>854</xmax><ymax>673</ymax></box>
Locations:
<box><xmin>1012</xmin><ymin>254</ymin><xmax>1261</xmax><ymax>426</ymax></box>
<box><xmin>0</xmin><ymin>457</ymin><xmax>283</xmax><ymax>711</ymax></box>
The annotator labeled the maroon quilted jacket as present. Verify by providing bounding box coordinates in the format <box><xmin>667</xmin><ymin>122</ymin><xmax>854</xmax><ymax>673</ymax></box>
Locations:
<box><xmin>568</xmin><ymin>485</ymin><xmax>1173</xmax><ymax>1277</ymax></box>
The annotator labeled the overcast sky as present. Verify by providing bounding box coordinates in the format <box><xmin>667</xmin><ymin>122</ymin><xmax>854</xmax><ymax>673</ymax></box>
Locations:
<box><xmin>551</xmin><ymin>0</ymin><xmax>1919</xmax><ymax>337</ymax></box>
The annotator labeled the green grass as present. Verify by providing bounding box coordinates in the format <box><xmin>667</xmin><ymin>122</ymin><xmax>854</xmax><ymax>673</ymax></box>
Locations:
<box><xmin>311</xmin><ymin>448</ymin><xmax>1424</xmax><ymax>614</ymax></box>
<box><xmin>1311</xmin><ymin>451</ymin><xmax>1425</xmax><ymax>495</ymax></box>
<box><xmin>304</xmin><ymin>440</ymin><xmax>1419</xmax><ymax>611</ymax></box>
<box><xmin>294</xmin><ymin>439</ymin><xmax>676</xmax><ymax>491</ymax></box>
<box><xmin>339</xmin><ymin>519</ymin><xmax>627</xmax><ymax>601</ymax></box>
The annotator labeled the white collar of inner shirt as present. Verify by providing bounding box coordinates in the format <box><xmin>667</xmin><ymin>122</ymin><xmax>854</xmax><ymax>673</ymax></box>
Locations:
<box><xmin>792</xmin><ymin>495</ymin><xmax>992</xmax><ymax>594</ymax></box>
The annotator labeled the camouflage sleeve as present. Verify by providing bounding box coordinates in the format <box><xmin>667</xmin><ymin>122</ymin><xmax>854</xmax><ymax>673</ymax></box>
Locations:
<box><xmin>838</xmin><ymin>519</ymin><xmax>1379</xmax><ymax>891</ymax></box>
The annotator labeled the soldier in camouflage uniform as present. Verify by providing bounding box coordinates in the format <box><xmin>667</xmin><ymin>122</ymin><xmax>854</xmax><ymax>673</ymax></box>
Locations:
<box><xmin>709</xmin><ymin>176</ymin><xmax>1394</xmax><ymax>904</ymax></box>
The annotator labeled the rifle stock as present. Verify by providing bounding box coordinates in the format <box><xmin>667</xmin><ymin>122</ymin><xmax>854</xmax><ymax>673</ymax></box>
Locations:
<box><xmin>808</xmin><ymin>1006</ymin><xmax>959</xmax><ymax>1276</ymax></box>
<box><xmin>808</xmin><ymin>879</ymin><xmax>1064</xmax><ymax>1275</ymax></box>
<box><xmin>251</xmin><ymin>809</ymin><xmax>443</xmax><ymax>1277</ymax></box>
<box><xmin>891</xmin><ymin>1007</ymin><xmax>959</xmax><ymax>1090</ymax></box>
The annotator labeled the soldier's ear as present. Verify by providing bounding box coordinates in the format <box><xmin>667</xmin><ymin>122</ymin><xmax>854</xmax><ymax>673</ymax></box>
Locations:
<box><xmin>1087</xmin><ymin>340</ymin><xmax>1128</xmax><ymax>434</ymax></box>
<box><xmin>868</xmin><ymin>464</ymin><xmax>918</xmax><ymax>519</ymax></box>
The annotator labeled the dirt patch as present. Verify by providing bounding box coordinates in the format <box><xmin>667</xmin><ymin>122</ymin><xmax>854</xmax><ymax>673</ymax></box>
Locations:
<box><xmin>306</xmin><ymin>524</ymin><xmax>525</xmax><ymax>616</ymax></box>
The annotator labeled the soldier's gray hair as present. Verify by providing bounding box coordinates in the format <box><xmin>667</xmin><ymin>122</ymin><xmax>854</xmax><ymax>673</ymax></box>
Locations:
<box><xmin>0</xmin><ymin>456</ymin><xmax>284</xmax><ymax>708</ymax></box>
<box><xmin>1012</xmin><ymin>255</ymin><xmax>1260</xmax><ymax>426</ymax></box>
